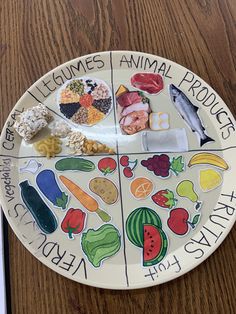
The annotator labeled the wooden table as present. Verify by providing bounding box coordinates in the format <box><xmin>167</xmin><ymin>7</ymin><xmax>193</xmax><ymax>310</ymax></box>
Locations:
<box><xmin>0</xmin><ymin>0</ymin><xmax>235</xmax><ymax>313</ymax></box>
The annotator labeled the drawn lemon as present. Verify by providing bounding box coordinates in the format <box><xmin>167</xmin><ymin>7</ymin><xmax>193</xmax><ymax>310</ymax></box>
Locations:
<box><xmin>199</xmin><ymin>169</ymin><xmax>222</xmax><ymax>192</ymax></box>
<box><xmin>130</xmin><ymin>177</ymin><xmax>154</xmax><ymax>199</ymax></box>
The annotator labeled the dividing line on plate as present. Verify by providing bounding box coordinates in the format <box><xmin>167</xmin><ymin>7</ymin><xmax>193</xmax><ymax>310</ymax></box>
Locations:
<box><xmin>110</xmin><ymin>51</ymin><xmax>129</xmax><ymax>287</ymax></box>
<box><xmin>1</xmin><ymin>145</ymin><xmax>236</xmax><ymax>161</ymax></box>
<box><xmin>0</xmin><ymin>208</ymin><xmax>7</xmax><ymax>314</ymax></box>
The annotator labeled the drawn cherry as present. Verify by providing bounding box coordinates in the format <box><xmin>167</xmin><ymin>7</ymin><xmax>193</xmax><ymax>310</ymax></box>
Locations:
<box><xmin>167</xmin><ymin>208</ymin><xmax>200</xmax><ymax>236</ymax></box>
<box><xmin>123</xmin><ymin>167</ymin><xmax>133</xmax><ymax>178</ymax></box>
<box><xmin>120</xmin><ymin>156</ymin><xmax>129</xmax><ymax>167</ymax></box>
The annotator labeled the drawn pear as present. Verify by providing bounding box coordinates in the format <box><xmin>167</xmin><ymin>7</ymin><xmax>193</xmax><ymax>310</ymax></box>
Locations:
<box><xmin>176</xmin><ymin>180</ymin><xmax>202</xmax><ymax>210</ymax></box>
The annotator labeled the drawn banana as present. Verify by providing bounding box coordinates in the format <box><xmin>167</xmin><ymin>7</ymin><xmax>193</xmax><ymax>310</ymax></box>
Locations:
<box><xmin>188</xmin><ymin>153</ymin><xmax>228</xmax><ymax>170</ymax></box>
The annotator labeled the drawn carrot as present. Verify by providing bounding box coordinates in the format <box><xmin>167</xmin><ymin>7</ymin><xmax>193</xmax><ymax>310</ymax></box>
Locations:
<box><xmin>59</xmin><ymin>175</ymin><xmax>111</xmax><ymax>222</ymax></box>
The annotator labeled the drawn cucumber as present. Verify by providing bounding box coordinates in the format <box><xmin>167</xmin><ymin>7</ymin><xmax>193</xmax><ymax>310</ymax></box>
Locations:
<box><xmin>19</xmin><ymin>180</ymin><xmax>58</xmax><ymax>234</ymax></box>
<box><xmin>55</xmin><ymin>158</ymin><xmax>95</xmax><ymax>172</ymax></box>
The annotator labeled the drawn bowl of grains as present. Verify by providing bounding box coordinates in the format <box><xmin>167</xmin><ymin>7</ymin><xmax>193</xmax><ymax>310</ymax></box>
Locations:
<box><xmin>58</xmin><ymin>77</ymin><xmax>113</xmax><ymax>126</ymax></box>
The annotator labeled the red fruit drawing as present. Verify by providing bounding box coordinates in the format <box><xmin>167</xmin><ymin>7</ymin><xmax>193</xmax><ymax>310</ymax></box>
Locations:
<box><xmin>120</xmin><ymin>156</ymin><xmax>129</xmax><ymax>167</ymax></box>
<box><xmin>120</xmin><ymin>156</ymin><xmax>138</xmax><ymax>178</ymax></box>
<box><xmin>167</xmin><ymin>208</ymin><xmax>201</xmax><ymax>236</ymax></box>
<box><xmin>152</xmin><ymin>189</ymin><xmax>177</xmax><ymax>209</ymax></box>
<box><xmin>123</xmin><ymin>167</ymin><xmax>133</xmax><ymax>178</ymax></box>
<box><xmin>98</xmin><ymin>157</ymin><xmax>117</xmax><ymax>175</ymax></box>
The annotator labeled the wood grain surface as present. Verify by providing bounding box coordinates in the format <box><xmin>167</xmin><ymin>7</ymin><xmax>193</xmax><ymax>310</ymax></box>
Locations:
<box><xmin>0</xmin><ymin>0</ymin><xmax>236</xmax><ymax>313</ymax></box>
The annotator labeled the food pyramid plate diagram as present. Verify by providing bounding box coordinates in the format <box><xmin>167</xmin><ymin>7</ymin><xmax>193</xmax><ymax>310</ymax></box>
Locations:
<box><xmin>0</xmin><ymin>51</ymin><xmax>235</xmax><ymax>289</ymax></box>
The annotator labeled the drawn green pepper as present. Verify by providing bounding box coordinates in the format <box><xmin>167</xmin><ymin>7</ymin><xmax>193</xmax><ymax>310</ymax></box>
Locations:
<box><xmin>19</xmin><ymin>180</ymin><xmax>58</xmax><ymax>234</ymax></box>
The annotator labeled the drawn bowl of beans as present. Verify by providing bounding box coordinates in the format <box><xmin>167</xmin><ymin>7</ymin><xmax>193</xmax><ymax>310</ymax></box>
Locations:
<box><xmin>58</xmin><ymin>77</ymin><xmax>113</xmax><ymax>126</ymax></box>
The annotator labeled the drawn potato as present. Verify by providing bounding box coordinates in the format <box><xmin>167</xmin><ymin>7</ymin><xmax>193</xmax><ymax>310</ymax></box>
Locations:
<box><xmin>89</xmin><ymin>177</ymin><xmax>118</xmax><ymax>205</ymax></box>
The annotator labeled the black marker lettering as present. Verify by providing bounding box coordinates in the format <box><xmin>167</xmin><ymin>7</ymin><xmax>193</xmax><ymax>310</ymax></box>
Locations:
<box><xmin>61</xmin><ymin>67</ymin><xmax>73</xmax><ymax>81</ymax></box>
<box><xmin>140</xmin><ymin>55</ymin><xmax>144</xmax><ymax>68</ymax></box>
<box><xmin>5</xmin><ymin>128</ymin><xmax>14</xmax><ymax>142</ymax></box>
<box><xmin>59</xmin><ymin>254</ymin><xmax>76</xmax><ymax>272</ymax></box>
<box><xmin>36</xmin><ymin>85</ymin><xmax>50</xmax><ymax>98</ymax></box>
<box><xmin>52</xmin><ymin>71</ymin><xmax>65</xmax><ymax>86</ymax></box>
<box><xmin>2</xmin><ymin>141</ymin><xmax>14</xmax><ymax>150</ymax></box>
<box><xmin>43</xmin><ymin>79</ymin><xmax>57</xmax><ymax>93</ymax></box>
<box><xmin>164</xmin><ymin>64</ymin><xmax>173</xmax><ymax>79</ymax></box>
<box><xmin>209</xmin><ymin>102</ymin><xmax>222</xmax><ymax>115</ymax></box>
<box><xmin>35</xmin><ymin>233</ymin><xmax>47</xmax><ymax>250</ymax></box>
<box><xmin>93</xmin><ymin>54</ymin><xmax>105</xmax><ymax>69</ymax></box>
<box><xmin>221</xmin><ymin>191</ymin><xmax>236</xmax><ymax>202</ymax></box>
<box><xmin>158</xmin><ymin>62</ymin><xmax>167</xmax><ymax>77</ymax></box>
<box><xmin>188</xmin><ymin>79</ymin><xmax>201</xmax><ymax>97</ymax></box>
<box><xmin>209</xmin><ymin>214</ymin><xmax>229</xmax><ymax>228</ymax></box>
<box><xmin>42</xmin><ymin>241</ymin><xmax>58</xmax><ymax>257</ymax></box>
<box><xmin>85</xmin><ymin>56</ymin><xmax>94</xmax><ymax>71</ymax></box>
<box><xmin>70</xmin><ymin>60</ymin><xmax>87</xmax><ymax>76</ymax></box>
<box><xmin>119</xmin><ymin>54</ymin><xmax>131</xmax><ymax>67</ymax></box>
<box><xmin>72</xmin><ymin>258</ymin><xmax>87</xmax><ymax>279</ymax></box>
<box><xmin>130</xmin><ymin>54</ymin><xmax>141</xmax><ymax>68</ymax></box>
<box><xmin>196</xmin><ymin>86</ymin><xmax>209</xmax><ymax>102</ymax></box>
<box><xmin>51</xmin><ymin>246</ymin><xmax>66</xmax><ymax>266</ymax></box>
<box><xmin>202</xmin><ymin>92</ymin><xmax>217</xmax><ymax>107</ymax></box>
<box><xmin>215</xmin><ymin>201</ymin><xmax>236</xmax><ymax>216</ymax></box>
<box><xmin>184</xmin><ymin>242</ymin><xmax>204</xmax><ymax>259</ymax></box>
<box><xmin>144</xmin><ymin>58</ymin><xmax>158</xmax><ymax>72</ymax></box>
<box><xmin>27</xmin><ymin>90</ymin><xmax>42</xmax><ymax>103</ymax></box>
<box><xmin>191</xmin><ymin>231</ymin><xmax>211</xmax><ymax>247</ymax></box>
<box><xmin>202</xmin><ymin>226</ymin><xmax>223</xmax><ymax>243</ymax></box>
<box><xmin>178</xmin><ymin>71</ymin><xmax>195</xmax><ymax>88</ymax></box>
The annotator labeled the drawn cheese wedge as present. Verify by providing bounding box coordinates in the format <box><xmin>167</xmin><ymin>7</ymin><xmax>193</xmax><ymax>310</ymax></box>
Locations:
<box><xmin>116</xmin><ymin>84</ymin><xmax>129</xmax><ymax>97</ymax></box>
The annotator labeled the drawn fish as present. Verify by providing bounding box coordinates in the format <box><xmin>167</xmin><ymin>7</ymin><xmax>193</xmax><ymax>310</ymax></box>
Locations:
<box><xmin>169</xmin><ymin>84</ymin><xmax>214</xmax><ymax>146</ymax></box>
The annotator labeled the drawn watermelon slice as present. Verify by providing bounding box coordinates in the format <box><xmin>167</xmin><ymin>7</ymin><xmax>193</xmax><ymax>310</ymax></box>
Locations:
<box><xmin>143</xmin><ymin>224</ymin><xmax>168</xmax><ymax>267</ymax></box>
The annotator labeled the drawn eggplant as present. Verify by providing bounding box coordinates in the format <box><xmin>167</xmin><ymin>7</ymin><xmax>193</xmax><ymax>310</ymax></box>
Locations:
<box><xmin>36</xmin><ymin>169</ymin><xmax>68</xmax><ymax>210</ymax></box>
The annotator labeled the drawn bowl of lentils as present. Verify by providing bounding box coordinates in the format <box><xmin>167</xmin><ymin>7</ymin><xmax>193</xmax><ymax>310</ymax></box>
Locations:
<box><xmin>58</xmin><ymin>77</ymin><xmax>113</xmax><ymax>126</ymax></box>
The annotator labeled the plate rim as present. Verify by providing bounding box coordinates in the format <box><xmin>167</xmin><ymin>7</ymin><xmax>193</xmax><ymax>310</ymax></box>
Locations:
<box><xmin>0</xmin><ymin>50</ymin><xmax>235</xmax><ymax>290</ymax></box>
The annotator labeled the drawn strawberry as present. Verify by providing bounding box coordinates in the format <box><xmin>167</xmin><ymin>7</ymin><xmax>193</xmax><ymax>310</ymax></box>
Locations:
<box><xmin>151</xmin><ymin>189</ymin><xmax>177</xmax><ymax>209</ymax></box>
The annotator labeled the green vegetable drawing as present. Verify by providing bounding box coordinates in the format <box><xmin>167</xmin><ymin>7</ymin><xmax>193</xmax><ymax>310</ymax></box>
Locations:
<box><xmin>55</xmin><ymin>158</ymin><xmax>95</xmax><ymax>172</ymax></box>
<box><xmin>81</xmin><ymin>224</ymin><xmax>121</xmax><ymax>267</ymax></box>
<box><xmin>19</xmin><ymin>180</ymin><xmax>58</xmax><ymax>234</ymax></box>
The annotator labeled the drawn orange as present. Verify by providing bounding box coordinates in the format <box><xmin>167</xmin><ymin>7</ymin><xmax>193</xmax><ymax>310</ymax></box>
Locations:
<box><xmin>130</xmin><ymin>177</ymin><xmax>154</xmax><ymax>199</ymax></box>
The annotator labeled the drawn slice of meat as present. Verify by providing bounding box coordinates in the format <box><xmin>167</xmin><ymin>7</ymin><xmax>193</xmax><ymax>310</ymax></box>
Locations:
<box><xmin>121</xmin><ymin>111</ymin><xmax>149</xmax><ymax>135</ymax></box>
<box><xmin>121</xmin><ymin>102</ymin><xmax>150</xmax><ymax>116</ymax></box>
<box><xmin>117</xmin><ymin>91</ymin><xmax>142</xmax><ymax>107</ymax></box>
<box><xmin>131</xmin><ymin>72</ymin><xmax>164</xmax><ymax>94</ymax></box>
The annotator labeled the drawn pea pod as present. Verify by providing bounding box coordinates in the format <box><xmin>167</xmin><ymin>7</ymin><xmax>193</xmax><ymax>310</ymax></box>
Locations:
<box><xmin>36</xmin><ymin>170</ymin><xmax>68</xmax><ymax>210</ymax></box>
<box><xmin>19</xmin><ymin>180</ymin><xmax>58</xmax><ymax>234</ymax></box>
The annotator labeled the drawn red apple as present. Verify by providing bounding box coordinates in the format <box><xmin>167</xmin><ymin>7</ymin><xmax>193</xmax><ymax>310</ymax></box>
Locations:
<box><xmin>167</xmin><ymin>208</ymin><xmax>200</xmax><ymax>236</ymax></box>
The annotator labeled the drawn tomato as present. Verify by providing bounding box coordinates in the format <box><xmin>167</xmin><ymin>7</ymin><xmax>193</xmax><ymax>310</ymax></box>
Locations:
<box><xmin>98</xmin><ymin>157</ymin><xmax>117</xmax><ymax>175</ymax></box>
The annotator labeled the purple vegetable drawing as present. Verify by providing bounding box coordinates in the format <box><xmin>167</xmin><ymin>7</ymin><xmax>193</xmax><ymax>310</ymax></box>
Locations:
<box><xmin>36</xmin><ymin>169</ymin><xmax>68</xmax><ymax>210</ymax></box>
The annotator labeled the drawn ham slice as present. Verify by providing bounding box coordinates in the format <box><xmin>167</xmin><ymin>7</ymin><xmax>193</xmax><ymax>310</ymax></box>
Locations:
<box><xmin>121</xmin><ymin>102</ymin><xmax>150</xmax><ymax>116</ymax></box>
<box><xmin>131</xmin><ymin>73</ymin><xmax>164</xmax><ymax>94</ymax></box>
<box><xmin>117</xmin><ymin>91</ymin><xmax>142</xmax><ymax>107</ymax></box>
